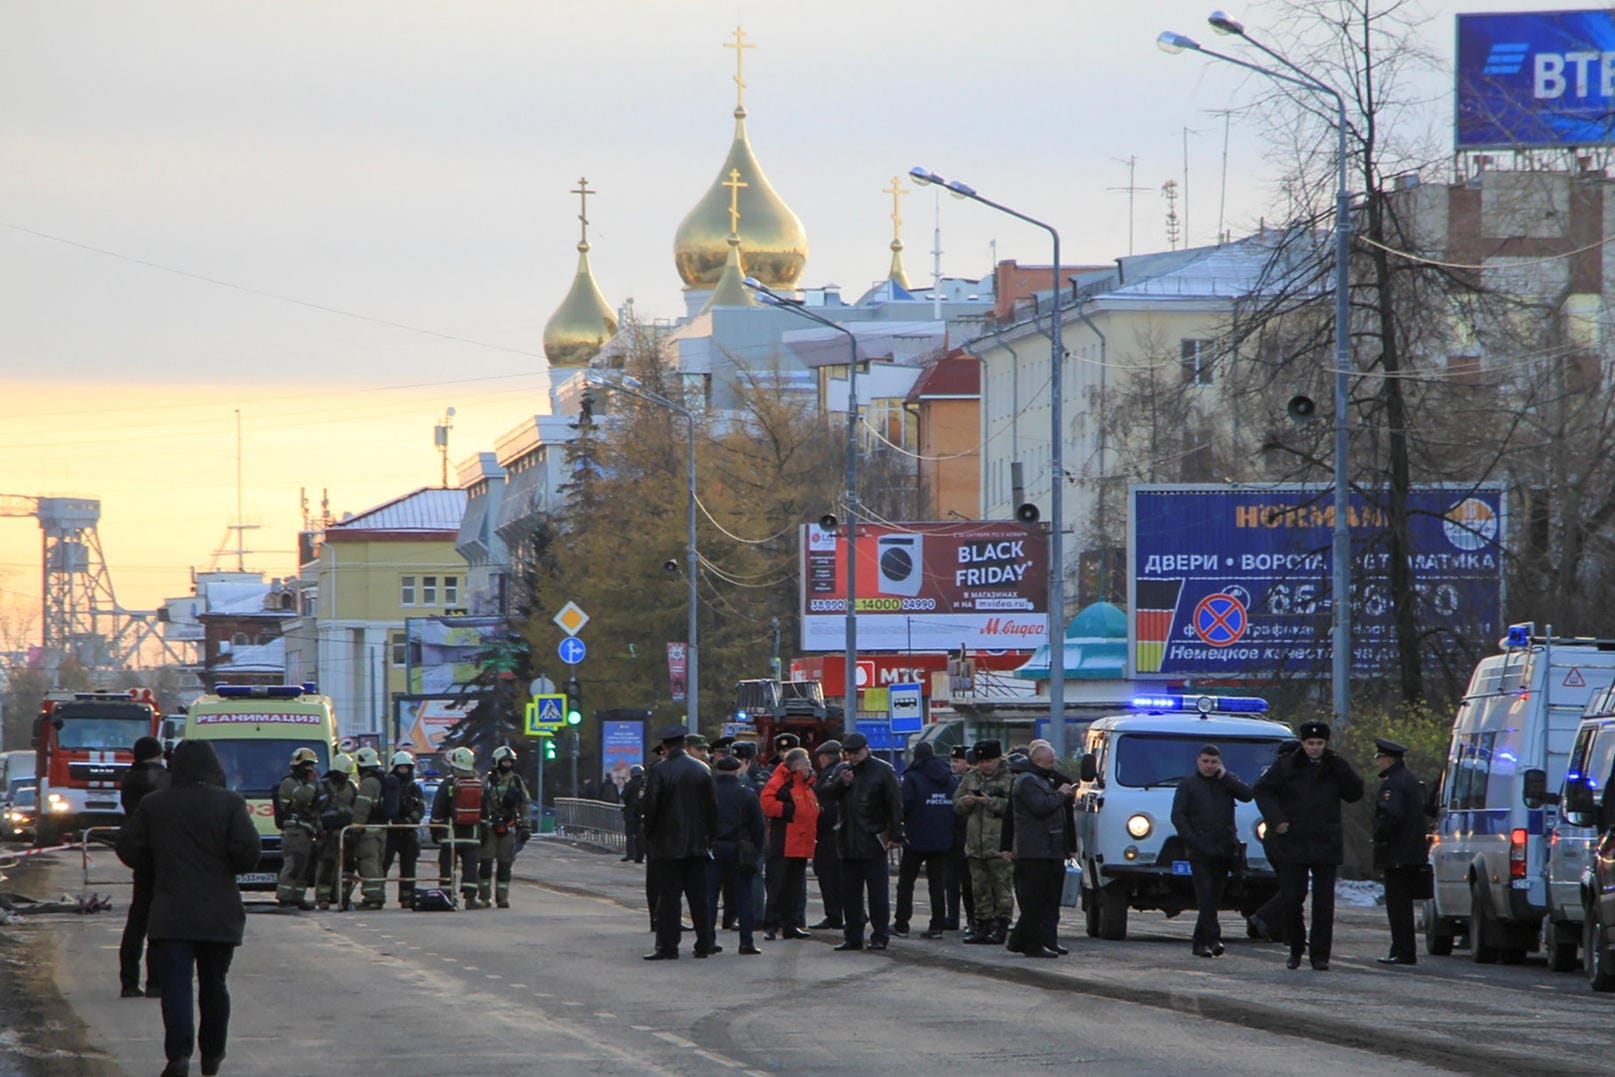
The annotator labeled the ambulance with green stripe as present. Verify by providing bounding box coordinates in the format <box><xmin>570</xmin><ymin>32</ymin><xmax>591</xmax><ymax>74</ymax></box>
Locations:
<box><xmin>183</xmin><ymin>684</ymin><xmax>339</xmax><ymax>890</ymax></box>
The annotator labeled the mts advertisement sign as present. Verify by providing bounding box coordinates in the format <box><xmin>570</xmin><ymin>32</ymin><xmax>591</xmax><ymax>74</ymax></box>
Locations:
<box><xmin>799</xmin><ymin>521</ymin><xmax>1048</xmax><ymax>652</ymax></box>
<box><xmin>1128</xmin><ymin>484</ymin><xmax>1505</xmax><ymax>680</ymax></box>
<box><xmin>1457</xmin><ymin>10</ymin><xmax>1615</xmax><ymax>149</ymax></box>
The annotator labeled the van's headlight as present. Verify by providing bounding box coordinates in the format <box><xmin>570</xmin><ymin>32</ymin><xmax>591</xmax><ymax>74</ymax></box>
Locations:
<box><xmin>1255</xmin><ymin>820</ymin><xmax>1268</xmax><ymax>841</ymax></box>
<box><xmin>1126</xmin><ymin>813</ymin><xmax>1152</xmax><ymax>839</ymax></box>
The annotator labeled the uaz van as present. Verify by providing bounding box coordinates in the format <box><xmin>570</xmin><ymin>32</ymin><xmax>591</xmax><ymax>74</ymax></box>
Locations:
<box><xmin>1546</xmin><ymin>699</ymin><xmax>1615</xmax><ymax>971</ymax></box>
<box><xmin>1074</xmin><ymin>694</ymin><xmax>1289</xmax><ymax>940</ymax></box>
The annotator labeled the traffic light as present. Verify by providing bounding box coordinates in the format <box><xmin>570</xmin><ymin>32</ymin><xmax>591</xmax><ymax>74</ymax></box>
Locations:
<box><xmin>564</xmin><ymin>677</ymin><xmax>582</xmax><ymax>726</ymax></box>
<box><xmin>543</xmin><ymin>736</ymin><xmax>557</xmax><ymax>761</ymax></box>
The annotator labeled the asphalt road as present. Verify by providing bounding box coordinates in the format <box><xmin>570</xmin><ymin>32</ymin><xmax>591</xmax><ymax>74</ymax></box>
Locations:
<box><xmin>2</xmin><ymin>837</ymin><xmax>1612</xmax><ymax>1076</ymax></box>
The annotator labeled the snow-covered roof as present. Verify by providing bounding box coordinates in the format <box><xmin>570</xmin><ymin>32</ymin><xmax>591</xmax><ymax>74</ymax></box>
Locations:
<box><xmin>329</xmin><ymin>488</ymin><xmax>467</xmax><ymax>533</ymax></box>
<box><xmin>215</xmin><ymin>637</ymin><xmax>286</xmax><ymax>674</ymax></box>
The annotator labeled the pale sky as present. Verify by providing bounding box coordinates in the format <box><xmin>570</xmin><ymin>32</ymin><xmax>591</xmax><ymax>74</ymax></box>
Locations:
<box><xmin>0</xmin><ymin>0</ymin><xmax>1544</xmax><ymax>631</ymax></box>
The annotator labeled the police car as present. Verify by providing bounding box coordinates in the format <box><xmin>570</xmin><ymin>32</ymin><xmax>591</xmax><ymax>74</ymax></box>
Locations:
<box><xmin>1074</xmin><ymin>694</ymin><xmax>1290</xmax><ymax>940</ymax></box>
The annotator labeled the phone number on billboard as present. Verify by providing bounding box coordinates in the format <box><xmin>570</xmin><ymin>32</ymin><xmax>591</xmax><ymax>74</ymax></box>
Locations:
<box><xmin>808</xmin><ymin>597</ymin><xmax>939</xmax><ymax>613</ymax></box>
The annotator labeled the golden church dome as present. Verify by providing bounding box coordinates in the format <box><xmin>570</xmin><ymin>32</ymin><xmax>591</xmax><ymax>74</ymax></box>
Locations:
<box><xmin>543</xmin><ymin>179</ymin><xmax>617</xmax><ymax>369</ymax></box>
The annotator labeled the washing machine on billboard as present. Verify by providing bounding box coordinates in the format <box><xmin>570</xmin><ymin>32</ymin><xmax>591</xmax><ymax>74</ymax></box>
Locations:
<box><xmin>877</xmin><ymin>532</ymin><xmax>924</xmax><ymax>597</ymax></box>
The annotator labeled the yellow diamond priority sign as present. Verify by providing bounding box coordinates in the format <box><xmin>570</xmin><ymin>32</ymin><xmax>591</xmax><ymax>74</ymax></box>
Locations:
<box><xmin>552</xmin><ymin>600</ymin><xmax>590</xmax><ymax>637</ymax></box>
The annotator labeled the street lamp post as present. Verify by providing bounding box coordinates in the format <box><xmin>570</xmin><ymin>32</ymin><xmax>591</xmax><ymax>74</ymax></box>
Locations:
<box><xmin>743</xmin><ymin>277</ymin><xmax>862</xmax><ymax>724</ymax></box>
<box><xmin>1159</xmin><ymin>14</ymin><xmax>1354</xmax><ymax>723</ymax></box>
<box><xmin>586</xmin><ymin>371</ymin><xmax>699</xmax><ymax>728</ymax></box>
<box><xmin>908</xmin><ymin>168</ymin><xmax>1067</xmax><ymax>761</ymax></box>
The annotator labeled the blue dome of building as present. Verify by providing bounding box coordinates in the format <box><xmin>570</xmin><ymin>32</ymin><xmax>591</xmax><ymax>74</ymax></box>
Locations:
<box><xmin>1016</xmin><ymin>601</ymin><xmax>1128</xmax><ymax>680</ymax></box>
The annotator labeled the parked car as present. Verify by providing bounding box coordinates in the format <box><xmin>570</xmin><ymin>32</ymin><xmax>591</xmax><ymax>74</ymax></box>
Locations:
<box><xmin>2</xmin><ymin>784</ymin><xmax>37</xmax><ymax>843</ymax></box>
<box><xmin>1546</xmin><ymin>702</ymin><xmax>1615</xmax><ymax>970</ymax></box>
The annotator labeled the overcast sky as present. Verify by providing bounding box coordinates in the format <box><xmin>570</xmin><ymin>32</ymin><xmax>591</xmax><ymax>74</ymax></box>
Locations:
<box><xmin>0</xmin><ymin>0</ymin><xmax>1545</xmax><ymax>627</ymax></box>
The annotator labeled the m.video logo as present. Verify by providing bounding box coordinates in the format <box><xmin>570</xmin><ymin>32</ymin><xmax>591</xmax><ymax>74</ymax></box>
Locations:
<box><xmin>1483</xmin><ymin>41</ymin><xmax>1529</xmax><ymax>76</ymax></box>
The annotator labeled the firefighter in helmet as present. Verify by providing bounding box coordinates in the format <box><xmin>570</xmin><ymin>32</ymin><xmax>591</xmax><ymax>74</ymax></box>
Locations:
<box><xmin>381</xmin><ymin>750</ymin><xmax>427</xmax><ymax>908</ymax></box>
<box><xmin>350</xmin><ymin>747</ymin><xmax>389</xmax><ymax>910</ymax></box>
<box><xmin>478</xmin><ymin>745</ymin><xmax>533</xmax><ymax>909</ymax></box>
<box><xmin>430</xmin><ymin>747</ymin><xmax>483</xmax><ymax>908</ymax></box>
<box><xmin>275</xmin><ymin>747</ymin><xmax>321</xmax><ymax>908</ymax></box>
<box><xmin>314</xmin><ymin>753</ymin><xmax>357</xmax><ymax>910</ymax></box>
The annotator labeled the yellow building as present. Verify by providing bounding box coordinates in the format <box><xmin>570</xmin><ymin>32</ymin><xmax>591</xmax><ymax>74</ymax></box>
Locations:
<box><xmin>298</xmin><ymin>487</ymin><xmax>468</xmax><ymax>742</ymax></box>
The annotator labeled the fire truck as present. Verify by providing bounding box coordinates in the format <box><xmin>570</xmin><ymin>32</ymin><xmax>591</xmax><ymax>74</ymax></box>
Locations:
<box><xmin>34</xmin><ymin>688</ymin><xmax>161</xmax><ymax>846</ymax></box>
<box><xmin>728</xmin><ymin>679</ymin><xmax>843</xmax><ymax>753</ymax></box>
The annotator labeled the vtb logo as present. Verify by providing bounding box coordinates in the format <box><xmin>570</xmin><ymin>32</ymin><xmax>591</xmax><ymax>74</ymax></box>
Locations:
<box><xmin>1485</xmin><ymin>41</ymin><xmax>1615</xmax><ymax>100</ymax></box>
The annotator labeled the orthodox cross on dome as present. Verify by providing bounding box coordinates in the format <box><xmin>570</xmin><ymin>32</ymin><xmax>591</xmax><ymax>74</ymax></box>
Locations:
<box><xmin>570</xmin><ymin>177</ymin><xmax>595</xmax><ymax>246</ymax></box>
<box><xmin>724</xmin><ymin>25</ymin><xmax>755</xmax><ymax>110</ymax></box>
<box><xmin>722</xmin><ymin>168</ymin><xmax>748</xmax><ymax>236</ymax></box>
<box><xmin>883</xmin><ymin>176</ymin><xmax>908</xmax><ymax>243</ymax></box>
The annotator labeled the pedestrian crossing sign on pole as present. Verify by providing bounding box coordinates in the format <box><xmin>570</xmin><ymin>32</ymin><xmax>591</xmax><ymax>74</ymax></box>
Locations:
<box><xmin>525</xmin><ymin>693</ymin><xmax>569</xmax><ymax>735</ymax></box>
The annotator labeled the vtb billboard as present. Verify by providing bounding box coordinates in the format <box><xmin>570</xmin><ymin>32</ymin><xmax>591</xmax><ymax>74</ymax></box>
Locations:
<box><xmin>1129</xmin><ymin>484</ymin><xmax>1505</xmax><ymax>680</ymax></box>
<box><xmin>1457</xmin><ymin>10</ymin><xmax>1615</xmax><ymax>149</ymax></box>
<box><xmin>799</xmin><ymin>521</ymin><xmax>1048</xmax><ymax>652</ymax></box>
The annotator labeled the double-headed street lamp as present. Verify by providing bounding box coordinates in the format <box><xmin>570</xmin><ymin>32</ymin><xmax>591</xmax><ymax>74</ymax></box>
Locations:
<box><xmin>1158</xmin><ymin>12</ymin><xmax>1354</xmax><ymax>722</ymax></box>
<box><xmin>586</xmin><ymin>370</ymin><xmax>700</xmax><ymax>727</ymax></box>
<box><xmin>908</xmin><ymin>167</ymin><xmax>1068</xmax><ymax>761</ymax></box>
<box><xmin>743</xmin><ymin>276</ymin><xmax>862</xmax><ymax>723</ymax></box>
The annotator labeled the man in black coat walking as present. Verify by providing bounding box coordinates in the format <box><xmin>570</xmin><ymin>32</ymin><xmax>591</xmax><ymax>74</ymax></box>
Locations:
<box><xmin>809</xmin><ymin>740</ymin><xmax>844</xmax><ymax>930</ymax></box>
<box><xmin>640</xmin><ymin>725</ymin><xmax>718</xmax><ymax>960</ymax></box>
<box><xmin>621</xmin><ymin>765</ymin><xmax>645</xmax><ymax>863</ymax></box>
<box><xmin>116</xmin><ymin>739</ymin><xmax>261</xmax><ymax>1077</ymax></box>
<box><xmin>1372</xmin><ymin>738</ymin><xmax>1428</xmax><ymax>965</ymax></box>
<box><xmin>1005</xmin><ymin>744</ymin><xmax>1076</xmax><ymax>958</ymax></box>
<box><xmin>1254</xmin><ymin>720</ymin><xmax>1364</xmax><ymax>971</ymax></box>
<box><xmin>1170</xmin><ymin>744</ymin><xmax>1254</xmax><ymax>957</ymax></box>
<box><xmin>119</xmin><ymin>735</ymin><xmax>170</xmax><ymax>998</ymax></box>
<box><xmin>707</xmin><ymin>755</ymin><xmax>765</xmax><ymax>954</ymax></box>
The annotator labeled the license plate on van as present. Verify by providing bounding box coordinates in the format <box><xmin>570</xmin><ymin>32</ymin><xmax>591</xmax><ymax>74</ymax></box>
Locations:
<box><xmin>236</xmin><ymin>873</ymin><xmax>276</xmax><ymax>885</ymax></box>
<box><xmin>1172</xmin><ymin>860</ymin><xmax>1192</xmax><ymax>875</ymax></box>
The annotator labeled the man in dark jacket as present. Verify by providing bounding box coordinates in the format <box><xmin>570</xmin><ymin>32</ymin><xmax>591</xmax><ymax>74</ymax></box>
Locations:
<box><xmin>809</xmin><ymin>740</ymin><xmax>843</xmax><ymax>929</ymax></box>
<box><xmin>621</xmin><ymin>765</ymin><xmax>645</xmax><ymax>863</ymax></box>
<box><xmin>116</xmin><ymin>739</ymin><xmax>260</xmax><ymax>1077</ymax></box>
<box><xmin>1372</xmin><ymin>738</ymin><xmax>1428</xmax><ymax>966</ymax></box>
<box><xmin>119</xmin><ymin>735</ymin><xmax>170</xmax><ymax>998</ymax></box>
<box><xmin>1253</xmin><ymin>720</ymin><xmax>1364</xmax><ymax>971</ymax></box>
<box><xmin>640</xmin><ymin>725</ymin><xmax>718</xmax><ymax>960</ymax></box>
<box><xmin>707</xmin><ymin>755</ymin><xmax>765</xmax><ymax>955</ymax></box>
<box><xmin>1170</xmin><ymin>744</ymin><xmax>1254</xmax><ymax>958</ymax></box>
<box><xmin>894</xmin><ymin>742</ymin><xmax>955</xmax><ymax>938</ymax></box>
<box><xmin>944</xmin><ymin>745</ymin><xmax>975</xmax><ymax>934</ymax></box>
<box><xmin>820</xmin><ymin>732</ymin><xmax>904</xmax><ymax>951</ymax></box>
<box><xmin>1006</xmin><ymin>745</ymin><xmax>1077</xmax><ymax>958</ymax></box>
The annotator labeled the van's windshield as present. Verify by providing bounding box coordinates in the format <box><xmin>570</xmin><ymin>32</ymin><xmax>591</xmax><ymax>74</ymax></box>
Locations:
<box><xmin>1114</xmin><ymin>735</ymin><xmax>1283</xmax><ymax>788</ymax></box>
<box><xmin>208</xmin><ymin>740</ymin><xmax>331</xmax><ymax>796</ymax></box>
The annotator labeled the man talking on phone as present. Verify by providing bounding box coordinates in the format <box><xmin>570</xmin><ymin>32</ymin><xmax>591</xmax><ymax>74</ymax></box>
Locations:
<box><xmin>1170</xmin><ymin>744</ymin><xmax>1254</xmax><ymax>958</ymax></box>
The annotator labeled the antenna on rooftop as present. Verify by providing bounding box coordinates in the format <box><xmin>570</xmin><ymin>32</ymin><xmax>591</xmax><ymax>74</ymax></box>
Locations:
<box><xmin>1108</xmin><ymin>155</ymin><xmax>1149</xmax><ymax>255</ymax></box>
<box><xmin>434</xmin><ymin>407</ymin><xmax>456</xmax><ymax>488</ymax></box>
<box><xmin>931</xmin><ymin>188</ymin><xmax>944</xmax><ymax>319</ymax></box>
<box><xmin>1162</xmin><ymin>179</ymin><xmax>1181</xmax><ymax>249</ymax></box>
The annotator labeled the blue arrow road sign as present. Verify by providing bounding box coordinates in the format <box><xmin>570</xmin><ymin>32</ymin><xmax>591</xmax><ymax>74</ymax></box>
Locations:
<box><xmin>558</xmin><ymin>637</ymin><xmax>588</xmax><ymax>665</ymax></box>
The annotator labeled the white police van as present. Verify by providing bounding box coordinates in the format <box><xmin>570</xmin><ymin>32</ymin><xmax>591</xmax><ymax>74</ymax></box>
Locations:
<box><xmin>1074</xmin><ymin>694</ymin><xmax>1290</xmax><ymax>940</ymax></box>
<box><xmin>1428</xmin><ymin>623</ymin><xmax>1615</xmax><ymax>963</ymax></box>
<box><xmin>1542</xmin><ymin>697</ymin><xmax>1615</xmax><ymax>971</ymax></box>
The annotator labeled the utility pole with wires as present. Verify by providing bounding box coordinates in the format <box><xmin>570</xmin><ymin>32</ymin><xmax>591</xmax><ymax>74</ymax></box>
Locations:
<box><xmin>1108</xmin><ymin>155</ymin><xmax>1150</xmax><ymax>255</ymax></box>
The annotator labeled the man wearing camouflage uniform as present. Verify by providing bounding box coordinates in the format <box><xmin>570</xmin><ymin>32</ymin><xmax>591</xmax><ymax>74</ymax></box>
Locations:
<box><xmin>349</xmin><ymin>747</ymin><xmax>389</xmax><ymax>910</ymax></box>
<box><xmin>478</xmin><ymin>746</ymin><xmax>532</xmax><ymax>909</ymax></box>
<box><xmin>275</xmin><ymin>747</ymin><xmax>321</xmax><ymax>908</ymax></box>
<box><xmin>953</xmin><ymin>740</ymin><xmax>1014</xmax><ymax>944</ymax></box>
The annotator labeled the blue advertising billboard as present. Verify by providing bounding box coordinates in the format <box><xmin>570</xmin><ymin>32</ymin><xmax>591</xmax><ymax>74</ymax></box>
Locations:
<box><xmin>1457</xmin><ymin>10</ymin><xmax>1615</xmax><ymax>149</ymax></box>
<box><xmin>1128</xmin><ymin>484</ymin><xmax>1505</xmax><ymax>680</ymax></box>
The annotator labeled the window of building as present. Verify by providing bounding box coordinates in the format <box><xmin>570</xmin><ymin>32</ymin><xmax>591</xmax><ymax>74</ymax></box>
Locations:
<box><xmin>232</xmin><ymin>631</ymin><xmax>249</xmax><ymax>647</ymax></box>
<box><xmin>422</xmin><ymin>576</ymin><xmax>438</xmax><ymax>605</ymax></box>
<box><xmin>864</xmin><ymin>398</ymin><xmax>916</xmax><ymax>452</ymax></box>
<box><xmin>400</xmin><ymin>576</ymin><xmax>417</xmax><ymax>606</ymax></box>
<box><xmin>391</xmin><ymin>631</ymin><xmax>408</xmax><ymax>668</ymax></box>
<box><xmin>1180</xmin><ymin>339</ymin><xmax>1214</xmax><ymax>385</ymax></box>
<box><xmin>444</xmin><ymin>576</ymin><xmax>460</xmax><ymax>605</ymax></box>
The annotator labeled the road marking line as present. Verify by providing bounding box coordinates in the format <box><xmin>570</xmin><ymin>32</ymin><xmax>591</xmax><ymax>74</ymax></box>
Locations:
<box><xmin>655</xmin><ymin>1032</ymin><xmax>697</xmax><ymax>1049</ymax></box>
<box><xmin>512</xmin><ymin>984</ymin><xmax>529</xmax><ymax>990</ymax></box>
<box><xmin>693</xmin><ymin>1050</ymin><xmax>742</xmax><ymax>1068</ymax></box>
<box><xmin>595</xmin><ymin>1012</ymin><xmax>616</xmax><ymax>1018</ymax></box>
<box><xmin>463</xmin><ymin>966</ymin><xmax>479</xmax><ymax>971</ymax></box>
<box><xmin>486</xmin><ymin>974</ymin><xmax>502</xmax><ymax>980</ymax></box>
<box><xmin>631</xmin><ymin>1025</ymin><xmax>655</xmax><ymax>1031</ymax></box>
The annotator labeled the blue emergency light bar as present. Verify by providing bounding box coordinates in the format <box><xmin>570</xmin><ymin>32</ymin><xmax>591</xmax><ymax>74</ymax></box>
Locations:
<box><xmin>213</xmin><ymin>684</ymin><xmax>311</xmax><ymax>699</ymax></box>
<box><xmin>1506</xmin><ymin>623</ymin><xmax>1535</xmax><ymax>649</ymax></box>
<box><xmin>1130</xmin><ymin>694</ymin><xmax>1269</xmax><ymax>715</ymax></box>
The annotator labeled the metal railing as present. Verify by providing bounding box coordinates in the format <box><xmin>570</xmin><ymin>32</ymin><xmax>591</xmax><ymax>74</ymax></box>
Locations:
<box><xmin>335</xmin><ymin>821</ymin><xmax>481</xmax><ymax>908</ymax></box>
<box><xmin>553</xmin><ymin>798</ymin><xmax>626</xmax><ymax>853</ymax></box>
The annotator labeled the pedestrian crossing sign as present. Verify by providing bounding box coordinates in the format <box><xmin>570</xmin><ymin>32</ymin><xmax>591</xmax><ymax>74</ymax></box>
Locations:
<box><xmin>525</xmin><ymin>693</ymin><xmax>568</xmax><ymax>735</ymax></box>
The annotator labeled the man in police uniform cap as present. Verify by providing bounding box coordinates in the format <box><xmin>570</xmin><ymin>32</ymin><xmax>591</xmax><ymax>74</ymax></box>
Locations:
<box><xmin>1372</xmin><ymin>738</ymin><xmax>1427</xmax><ymax>965</ymax></box>
<box><xmin>640</xmin><ymin>723</ymin><xmax>718</xmax><ymax>960</ymax></box>
<box><xmin>1254</xmin><ymin>720</ymin><xmax>1364</xmax><ymax>970</ymax></box>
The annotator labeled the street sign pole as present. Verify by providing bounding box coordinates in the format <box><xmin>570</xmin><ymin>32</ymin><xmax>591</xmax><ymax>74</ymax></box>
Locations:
<box><xmin>570</xmin><ymin>728</ymin><xmax>580</xmax><ymax>799</ymax></box>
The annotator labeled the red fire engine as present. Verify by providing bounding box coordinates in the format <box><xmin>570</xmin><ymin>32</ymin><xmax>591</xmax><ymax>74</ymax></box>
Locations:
<box><xmin>34</xmin><ymin>687</ymin><xmax>160</xmax><ymax>846</ymax></box>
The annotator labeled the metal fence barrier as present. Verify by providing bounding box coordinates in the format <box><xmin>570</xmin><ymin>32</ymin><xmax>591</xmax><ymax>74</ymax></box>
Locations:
<box><xmin>553</xmin><ymin>798</ymin><xmax>626</xmax><ymax>853</ymax></box>
<box><xmin>335</xmin><ymin>822</ymin><xmax>484</xmax><ymax>909</ymax></box>
<box><xmin>80</xmin><ymin>826</ymin><xmax>133</xmax><ymax>901</ymax></box>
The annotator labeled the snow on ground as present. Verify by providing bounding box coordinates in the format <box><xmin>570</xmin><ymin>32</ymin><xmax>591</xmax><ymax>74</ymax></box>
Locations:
<box><xmin>1337</xmin><ymin>878</ymin><xmax>1384</xmax><ymax>907</ymax></box>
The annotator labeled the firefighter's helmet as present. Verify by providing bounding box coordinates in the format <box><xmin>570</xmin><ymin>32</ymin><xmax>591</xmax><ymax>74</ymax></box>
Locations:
<box><xmin>353</xmin><ymin>747</ymin><xmax>382</xmax><ymax>768</ymax></box>
<box><xmin>447</xmin><ymin>746</ymin><xmax>477</xmax><ymax>773</ymax></box>
<box><xmin>289</xmin><ymin>747</ymin><xmax>319</xmax><ymax>768</ymax></box>
<box><xmin>390</xmin><ymin>750</ymin><xmax>416</xmax><ymax>769</ymax></box>
<box><xmin>492</xmin><ymin>745</ymin><xmax>517</xmax><ymax>764</ymax></box>
<box><xmin>331</xmin><ymin>752</ymin><xmax>356</xmax><ymax>776</ymax></box>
